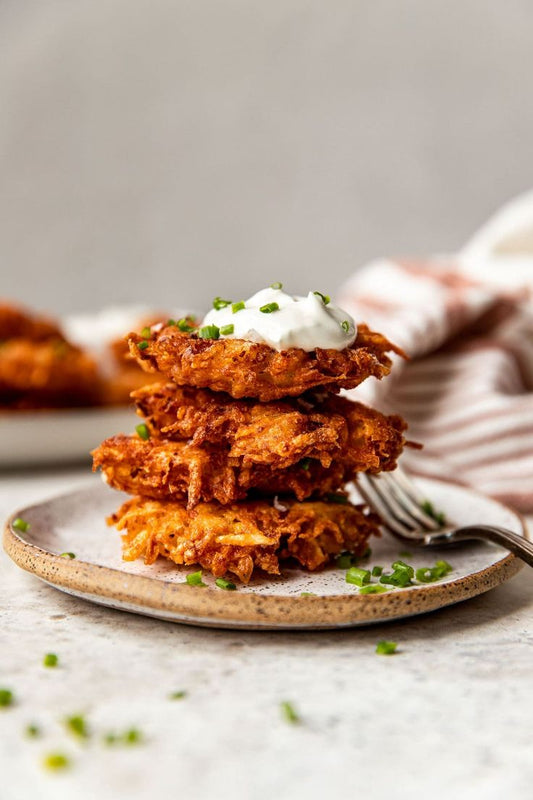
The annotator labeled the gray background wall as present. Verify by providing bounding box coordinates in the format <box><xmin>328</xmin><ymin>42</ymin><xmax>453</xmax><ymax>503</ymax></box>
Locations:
<box><xmin>1</xmin><ymin>0</ymin><xmax>532</xmax><ymax>314</ymax></box>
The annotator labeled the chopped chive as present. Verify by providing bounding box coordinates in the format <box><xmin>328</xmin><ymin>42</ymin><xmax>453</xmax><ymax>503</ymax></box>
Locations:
<box><xmin>25</xmin><ymin>724</ymin><xmax>41</xmax><ymax>738</ymax></box>
<box><xmin>43</xmin><ymin>753</ymin><xmax>70</xmax><ymax>771</ymax></box>
<box><xmin>335</xmin><ymin>553</ymin><xmax>353</xmax><ymax>569</ymax></box>
<box><xmin>137</xmin><ymin>340</ymin><xmax>149</xmax><ymax>351</ymax></box>
<box><xmin>270</xmin><ymin>282</ymin><xmax>283</xmax><ymax>290</ymax></box>
<box><xmin>198</xmin><ymin>325</ymin><xmax>220</xmax><ymax>340</ymax></box>
<box><xmin>60</xmin><ymin>552</ymin><xmax>76</xmax><ymax>559</ymax></box>
<box><xmin>212</xmin><ymin>297</ymin><xmax>232</xmax><ymax>310</ymax></box>
<box><xmin>140</xmin><ymin>326</ymin><xmax>151</xmax><ymax>338</ymax></box>
<box><xmin>391</xmin><ymin>560</ymin><xmax>414</xmax><ymax>573</ymax></box>
<box><xmin>421</xmin><ymin>500</ymin><xmax>446</xmax><ymax>526</ymax></box>
<box><xmin>376</xmin><ymin>640</ymin><xmax>398</xmax><ymax>655</ymax></box>
<box><xmin>435</xmin><ymin>559</ymin><xmax>453</xmax><ymax>575</ymax></box>
<box><xmin>219</xmin><ymin>324</ymin><xmax>234</xmax><ymax>336</ymax></box>
<box><xmin>346</xmin><ymin>567</ymin><xmax>371</xmax><ymax>587</ymax></box>
<box><xmin>341</xmin><ymin>320</ymin><xmax>350</xmax><ymax>333</ymax></box>
<box><xmin>371</xmin><ymin>565</ymin><xmax>383</xmax><ymax>577</ymax></box>
<box><xmin>313</xmin><ymin>291</ymin><xmax>330</xmax><ymax>305</ymax></box>
<box><xmin>0</xmin><ymin>689</ymin><xmax>14</xmax><ymax>707</ymax></box>
<box><xmin>177</xmin><ymin>318</ymin><xmax>195</xmax><ymax>332</ymax></box>
<box><xmin>300</xmin><ymin>592</ymin><xmax>316</xmax><ymax>597</ymax></box>
<box><xmin>135</xmin><ymin>423</ymin><xmax>150</xmax><ymax>441</ymax></box>
<box><xmin>280</xmin><ymin>701</ymin><xmax>300</xmax><ymax>724</ymax></box>
<box><xmin>300</xmin><ymin>458</ymin><xmax>311</xmax><ymax>471</ymax></box>
<box><xmin>64</xmin><ymin>714</ymin><xmax>89</xmax><ymax>740</ymax></box>
<box><xmin>12</xmin><ymin>517</ymin><xmax>30</xmax><ymax>533</ymax></box>
<box><xmin>124</xmin><ymin>728</ymin><xmax>142</xmax><ymax>745</ymax></box>
<box><xmin>361</xmin><ymin>546</ymin><xmax>372</xmax><ymax>559</ymax></box>
<box><xmin>359</xmin><ymin>584</ymin><xmax>390</xmax><ymax>594</ymax></box>
<box><xmin>215</xmin><ymin>577</ymin><xmax>236</xmax><ymax>591</ymax></box>
<box><xmin>259</xmin><ymin>302</ymin><xmax>280</xmax><ymax>314</ymax></box>
<box><xmin>169</xmin><ymin>690</ymin><xmax>187</xmax><ymax>700</ymax></box>
<box><xmin>231</xmin><ymin>301</ymin><xmax>245</xmax><ymax>313</ymax></box>
<box><xmin>186</xmin><ymin>571</ymin><xmax>206</xmax><ymax>587</ymax></box>
<box><xmin>43</xmin><ymin>653</ymin><xmax>58</xmax><ymax>668</ymax></box>
<box><xmin>166</xmin><ymin>318</ymin><xmax>176</xmax><ymax>327</ymax></box>
<box><xmin>326</xmin><ymin>493</ymin><xmax>349</xmax><ymax>504</ymax></box>
<box><xmin>415</xmin><ymin>567</ymin><xmax>437</xmax><ymax>583</ymax></box>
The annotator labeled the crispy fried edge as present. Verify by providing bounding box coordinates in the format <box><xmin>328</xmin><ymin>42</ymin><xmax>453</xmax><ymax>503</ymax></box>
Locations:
<box><xmin>127</xmin><ymin>323</ymin><xmax>405</xmax><ymax>401</ymax></box>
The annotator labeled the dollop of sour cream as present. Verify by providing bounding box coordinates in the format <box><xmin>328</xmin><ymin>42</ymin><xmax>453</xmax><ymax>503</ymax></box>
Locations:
<box><xmin>202</xmin><ymin>287</ymin><xmax>357</xmax><ymax>352</ymax></box>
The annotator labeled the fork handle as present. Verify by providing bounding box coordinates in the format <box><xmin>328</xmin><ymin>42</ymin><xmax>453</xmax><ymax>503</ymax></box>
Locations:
<box><xmin>445</xmin><ymin>526</ymin><xmax>533</xmax><ymax>567</ymax></box>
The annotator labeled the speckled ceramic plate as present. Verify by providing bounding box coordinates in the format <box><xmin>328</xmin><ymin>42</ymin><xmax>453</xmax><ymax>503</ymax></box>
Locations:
<box><xmin>3</xmin><ymin>478</ymin><xmax>527</xmax><ymax>629</ymax></box>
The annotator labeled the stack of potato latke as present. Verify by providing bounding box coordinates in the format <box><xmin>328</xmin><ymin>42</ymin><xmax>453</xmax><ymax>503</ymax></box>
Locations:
<box><xmin>92</xmin><ymin>317</ymin><xmax>407</xmax><ymax>583</ymax></box>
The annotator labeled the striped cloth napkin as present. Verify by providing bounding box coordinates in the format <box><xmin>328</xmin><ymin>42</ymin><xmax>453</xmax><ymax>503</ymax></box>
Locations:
<box><xmin>338</xmin><ymin>192</ymin><xmax>533</xmax><ymax>512</ymax></box>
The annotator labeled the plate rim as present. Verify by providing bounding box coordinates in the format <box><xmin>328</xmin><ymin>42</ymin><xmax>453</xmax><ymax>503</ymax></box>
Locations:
<box><xmin>3</xmin><ymin>479</ymin><xmax>527</xmax><ymax>629</ymax></box>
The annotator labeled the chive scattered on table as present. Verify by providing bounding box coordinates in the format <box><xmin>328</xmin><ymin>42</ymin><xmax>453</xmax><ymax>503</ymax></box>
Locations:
<box><xmin>169</xmin><ymin>690</ymin><xmax>187</xmax><ymax>700</ymax></box>
<box><xmin>376</xmin><ymin>641</ymin><xmax>398</xmax><ymax>655</ymax></box>
<box><xmin>280</xmin><ymin>701</ymin><xmax>300</xmax><ymax>724</ymax></box>
<box><xmin>25</xmin><ymin>724</ymin><xmax>41</xmax><ymax>738</ymax></box>
<box><xmin>43</xmin><ymin>653</ymin><xmax>58</xmax><ymax>668</ymax></box>
<box><xmin>43</xmin><ymin>753</ymin><xmax>70</xmax><ymax>771</ymax></box>
<box><xmin>0</xmin><ymin>689</ymin><xmax>14</xmax><ymax>707</ymax></box>
<box><xmin>64</xmin><ymin>714</ymin><xmax>89</xmax><ymax>740</ymax></box>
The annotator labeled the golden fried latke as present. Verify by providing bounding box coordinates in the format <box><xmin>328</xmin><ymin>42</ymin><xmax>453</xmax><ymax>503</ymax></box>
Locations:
<box><xmin>0</xmin><ymin>301</ymin><xmax>63</xmax><ymax>341</ymax></box>
<box><xmin>132</xmin><ymin>383</ymin><xmax>406</xmax><ymax>473</ymax></box>
<box><xmin>110</xmin><ymin>495</ymin><xmax>379</xmax><ymax>583</ymax></box>
<box><xmin>0</xmin><ymin>339</ymin><xmax>103</xmax><ymax>407</ymax></box>
<box><xmin>93</xmin><ymin>434</ymin><xmax>348</xmax><ymax>507</ymax></box>
<box><xmin>128</xmin><ymin>323</ymin><xmax>404</xmax><ymax>401</ymax></box>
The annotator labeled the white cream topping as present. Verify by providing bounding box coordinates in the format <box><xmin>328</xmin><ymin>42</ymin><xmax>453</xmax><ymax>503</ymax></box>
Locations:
<box><xmin>202</xmin><ymin>287</ymin><xmax>356</xmax><ymax>352</ymax></box>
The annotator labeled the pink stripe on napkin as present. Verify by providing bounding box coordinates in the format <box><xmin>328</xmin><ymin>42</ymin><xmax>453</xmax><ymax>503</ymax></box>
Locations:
<box><xmin>337</xmin><ymin>194</ymin><xmax>533</xmax><ymax>512</ymax></box>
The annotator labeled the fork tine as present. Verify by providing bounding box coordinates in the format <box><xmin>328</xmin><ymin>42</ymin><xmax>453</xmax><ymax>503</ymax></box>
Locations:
<box><xmin>380</xmin><ymin>473</ymin><xmax>441</xmax><ymax>531</ymax></box>
<box><xmin>364</xmin><ymin>474</ymin><xmax>422</xmax><ymax>531</ymax></box>
<box><xmin>356</xmin><ymin>474</ymin><xmax>416</xmax><ymax>537</ymax></box>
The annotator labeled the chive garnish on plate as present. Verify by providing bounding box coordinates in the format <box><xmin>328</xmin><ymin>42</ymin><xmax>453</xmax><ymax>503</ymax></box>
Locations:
<box><xmin>219</xmin><ymin>324</ymin><xmax>234</xmax><ymax>336</ymax></box>
<box><xmin>43</xmin><ymin>753</ymin><xmax>70</xmax><ymax>771</ymax></box>
<box><xmin>186</xmin><ymin>571</ymin><xmax>206</xmax><ymax>587</ymax></box>
<box><xmin>231</xmin><ymin>301</ymin><xmax>245</xmax><ymax>313</ymax></box>
<box><xmin>137</xmin><ymin>341</ymin><xmax>149</xmax><ymax>351</ymax></box>
<box><xmin>60</xmin><ymin>552</ymin><xmax>76</xmax><ymax>559</ymax></box>
<box><xmin>43</xmin><ymin>653</ymin><xmax>58</xmax><ymax>668</ymax></box>
<box><xmin>345</xmin><ymin>567</ymin><xmax>371</xmax><ymax>587</ymax></box>
<box><xmin>215</xmin><ymin>578</ymin><xmax>236</xmax><ymax>591</ymax></box>
<box><xmin>12</xmin><ymin>518</ymin><xmax>30</xmax><ymax>533</ymax></box>
<box><xmin>313</xmin><ymin>291</ymin><xmax>330</xmax><ymax>305</ymax></box>
<box><xmin>212</xmin><ymin>297</ymin><xmax>232</xmax><ymax>310</ymax></box>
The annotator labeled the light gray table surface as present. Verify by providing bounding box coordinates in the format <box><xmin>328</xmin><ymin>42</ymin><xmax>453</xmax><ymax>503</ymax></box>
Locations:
<box><xmin>1</xmin><ymin>467</ymin><xmax>531</xmax><ymax>800</ymax></box>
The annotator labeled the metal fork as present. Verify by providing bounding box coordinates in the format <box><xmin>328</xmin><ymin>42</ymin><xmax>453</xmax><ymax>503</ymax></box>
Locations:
<box><xmin>356</xmin><ymin>466</ymin><xmax>533</xmax><ymax>567</ymax></box>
